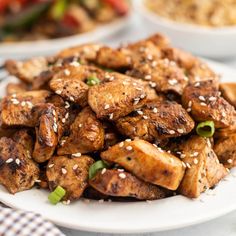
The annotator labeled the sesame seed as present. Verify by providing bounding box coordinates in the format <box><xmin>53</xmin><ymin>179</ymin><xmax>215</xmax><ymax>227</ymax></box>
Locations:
<box><xmin>143</xmin><ymin>115</ymin><xmax>148</xmax><ymax>120</ymax></box>
<box><xmin>186</xmin><ymin>163</ymin><xmax>191</xmax><ymax>169</ymax></box>
<box><xmin>169</xmin><ymin>130</ymin><xmax>175</xmax><ymax>135</ymax></box>
<box><xmin>200</xmin><ymin>102</ymin><xmax>207</xmax><ymax>106</ymax></box>
<box><xmin>53</xmin><ymin>123</ymin><xmax>58</xmax><ymax>133</ymax></box>
<box><xmin>182</xmin><ymin>162</ymin><xmax>186</xmax><ymax>168</ymax></box>
<box><xmin>151</xmin><ymin>61</ymin><xmax>158</xmax><ymax>67</ymax></box>
<box><xmin>227</xmin><ymin>159</ymin><xmax>233</xmax><ymax>164</ymax></box>
<box><xmin>125</xmin><ymin>139</ymin><xmax>131</xmax><ymax>142</ymax></box>
<box><xmin>199</xmin><ymin>96</ymin><xmax>206</xmax><ymax>101</ymax></box>
<box><xmin>193</xmin><ymin>152</ymin><xmax>199</xmax><ymax>157</ymax></box>
<box><xmin>158</xmin><ymin>147</ymin><xmax>164</xmax><ymax>153</ymax></box>
<box><xmin>69</xmin><ymin>96</ymin><xmax>74</xmax><ymax>102</ymax></box>
<box><xmin>168</xmin><ymin>79</ymin><xmax>178</xmax><ymax>85</ymax></box>
<box><xmin>70</xmin><ymin>61</ymin><xmax>80</xmax><ymax>67</ymax></box>
<box><xmin>12</xmin><ymin>94</ymin><xmax>16</xmax><ymax>98</ymax></box>
<box><xmin>177</xmin><ymin>128</ymin><xmax>184</xmax><ymax>134</ymax></box>
<box><xmin>133</xmin><ymin>82</ymin><xmax>137</xmax><ymax>86</ymax></box>
<box><xmin>65</xmin><ymin>113</ymin><xmax>69</xmax><ymax>119</ymax></box>
<box><xmin>188</xmin><ymin>101</ymin><xmax>192</xmax><ymax>107</ymax></box>
<box><xmin>48</xmin><ymin>164</ymin><xmax>54</xmax><ymax>168</ymax></box>
<box><xmin>98</xmin><ymin>199</ymin><xmax>104</xmax><ymax>203</ymax></box>
<box><xmin>109</xmin><ymin>113</ymin><xmax>114</xmax><ymax>120</ymax></box>
<box><xmin>21</xmin><ymin>101</ymin><xmax>26</xmax><ymax>106</ymax></box>
<box><xmin>222</xmin><ymin>112</ymin><xmax>226</xmax><ymax>117</ymax></box>
<box><xmin>73</xmin><ymin>164</ymin><xmax>79</xmax><ymax>170</ymax></box>
<box><xmin>153</xmin><ymin>107</ymin><xmax>158</xmax><ymax>113</ymax></box>
<box><xmin>61</xmin><ymin>168</ymin><xmax>67</xmax><ymax>174</ymax></box>
<box><xmin>62</xmin><ymin>200</ymin><xmax>71</xmax><ymax>205</ymax></box>
<box><xmin>64</xmin><ymin>69</ymin><xmax>70</xmax><ymax>76</ymax></box>
<box><xmin>101</xmin><ymin>168</ymin><xmax>107</xmax><ymax>174</ymax></box>
<box><xmin>136</xmin><ymin>87</ymin><xmax>142</xmax><ymax>91</ymax></box>
<box><xmin>194</xmin><ymin>82</ymin><xmax>200</xmax><ymax>87</ymax></box>
<box><xmin>193</xmin><ymin>158</ymin><xmax>199</xmax><ymax>164</ymax></box>
<box><xmin>52</xmin><ymin>110</ymin><xmax>56</xmax><ymax>116</ymax></box>
<box><xmin>140</xmin><ymin>94</ymin><xmax>145</xmax><ymax>99</ymax></box>
<box><xmin>144</xmin><ymin>75</ymin><xmax>152</xmax><ymax>80</ymax></box>
<box><xmin>118</xmin><ymin>169</ymin><xmax>124</xmax><ymax>172</ymax></box>
<box><xmin>60</xmin><ymin>140</ymin><xmax>66</xmax><ymax>146</ymax></box>
<box><xmin>53</xmin><ymin>117</ymin><xmax>57</xmax><ymax>123</ymax></box>
<box><xmin>153</xmin><ymin>144</ymin><xmax>157</xmax><ymax>148</ymax></box>
<box><xmin>209</xmin><ymin>96</ymin><xmax>216</xmax><ymax>101</ymax></box>
<box><xmin>72</xmin><ymin>153</ymin><xmax>81</xmax><ymax>157</ymax></box>
<box><xmin>226</xmin><ymin>168</ymin><xmax>230</xmax><ymax>173</ymax></box>
<box><xmin>104</xmin><ymin>104</ymin><xmax>110</xmax><ymax>110</ymax></box>
<box><xmin>119</xmin><ymin>142</ymin><xmax>124</xmax><ymax>147</ymax></box>
<box><xmin>55</xmin><ymin>90</ymin><xmax>62</xmax><ymax>95</ymax></box>
<box><xmin>65</xmin><ymin>101</ymin><xmax>70</xmax><ymax>109</ymax></box>
<box><xmin>126</xmin><ymin>146</ymin><xmax>133</xmax><ymax>151</ymax></box>
<box><xmin>15</xmin><ymin>159</ymin><xmax>20</xmax><ymax>165</ymax></box>
<box><xmin>62</xmin><ymin>118</ymin><xmax>66</xmax><ymax>123</ymax></box>
<box><xmin>187</xmin><ymin>108</ymin><xmax>192</xmax><ymax>112</ymax></box>
<box><xmin>147</xmin><ymin>54</ymin><xmax>153</xmax><ymax>60</ymax></box>
<box><xmin>180</xmin><ymin>154</ymin><xmax>186</xmax><ymax>159</ymax></box>
<box><xmin>137</xmin><ymin>110</ymin><xmax>143</xmax><ymax>115</ymax></box>
<box><xmin>149</xmin><ymin>82</ymin><xmax>157</xmax><ymax>88</ymax></box>
<box><xmin>119</xmin><ymin>173</ymin><xmax>126</xmax><ymax>179</ymax></box>
<box><xmin>12</xmin><ymin>100</ymin><xmax>20</xmax><ymax>105</ymax></box>
<box><xmin>6</xmin><ymin>158</ymin><xmax>13</xmax><ymax>164</ymax></box>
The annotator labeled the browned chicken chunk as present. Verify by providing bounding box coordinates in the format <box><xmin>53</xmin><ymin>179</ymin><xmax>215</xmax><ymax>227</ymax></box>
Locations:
<box><xmin>116</xmin><ymin>100</ymin><xmax>194</xmax><ymax>142</ymax></box>
<box><xmin>127</xmin><ymin>59</ymin><xmax>188</xmax><ymax>95</ymax></box>
<box><xmin>220</xmin><ymin>83</ymin><xmax>236</xmax><ymax>108</ymax></box>
<box><xmin>57</xmin><ymin>107</ymin><xmax>104</xmax><ymax>155</ymax></box>
<box><xmin>33</xmin><ymin>104</ymin><xmax>58</xmax><ymax>163</ymax></box>
<box><xmin>88</xmin><ymin>72</ymin><xmax>158</xmax><ymax>120</ymax></box>
<box><xmin>214</xmin><ymin>133</ymin><xmax>236</xmax><ymax>169</ymax></box>
<box><xmin>0</xmin><ymin>137</ymin><xmax>39</xmax><ymax>194</ymax></box>
<box><xmin>47</xmin><ymin>155</ymin><xmax>94</xmax><ymax>200</ymax></box>
<box><xmin>182</xmin><ymin>80</ymin><xmax>236</xmax><ymax>128</ymax></box>
<box><xmin>101</xmin><ymin>139</ymin><xmax>185</xmax><ymax>190</ymax></box>
<box><xmin>89</xmin><ymin>169</ymin><xmax>170</xmax><ymax>200</ymax></box>
<box><xmin>1</xmin><ymin>90</ymin><xmax>51</xmax><ymax>127</ymax></box>
<box><xmin>178</xmin><ymin>136</ymin><xmax>227</xmax><ymax>198</ymax></box>
<box><xmin>5</xmin><ymin>57</ymin><xmax>48</xmax><ymax>84</ymax></box>
<box><xmin>6</xmin><ymin>82</ymin><xmax>28</xmax><ymax>95</ymax></box>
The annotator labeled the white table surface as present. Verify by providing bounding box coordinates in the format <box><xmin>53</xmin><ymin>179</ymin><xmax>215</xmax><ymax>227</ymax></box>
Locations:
<box><xmin>58</xmin><ymin>13</ymin><xmax>236</xmax><ymax>236</ymax></box>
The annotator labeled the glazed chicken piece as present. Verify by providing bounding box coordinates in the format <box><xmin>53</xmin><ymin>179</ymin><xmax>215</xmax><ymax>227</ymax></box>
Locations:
<box><xmin>182</xmin><ymin>80</ymin><xmax>236</xmax><ymax>128</ymax></box>
<box><xmin>57</xmin><ymin>107</ymin><xmax>104</xmax><ymax>155</ymax></box>
<box><xmin>5</xmin><ymin>57</ymin><xmax>48</xmax><ymax>84</ymax></box>
<box><xmin>0</xmin><ymin>137</ymin><xmax>39</xmax><ymax>194</ymax></box>
<box><xmin>1</xmin><ymin>90</ymin><xmax>51</xmax><ymax>127</ymax></box>
<box><xmin>88</xmin><ymin>72</ymin><xmax>158</xmax><ymax>120</ymax></box>
<box><xmin>220</xmin><ymin>83</ymin><xmax>236</xmax><ymax>108</ymax></box>
<box><xmin>95</xmin><ymin>46</ymin><xmax>132</xmax><ymax>70</ymax></box>
<box><xmin>56</xmin><ymin>43</ymin><xmax>102</xmax><ymax>64</ymax></box>
<box><xmin>178</xmin><ymin>136</ymin><xmax>227</xmax><ymax>198</ymax></box>
<box><xmin>89</xmin><ymin>169</ymin><xmax>171</xmax><ymax>200</ymax></box>
<box><xmin>144</xmin><ymin>33</ymin><xmax>170</xmax><ymax>48</ymax></box>
<box><xmin>116</xmin><ymin>100</ymin><xmax>194</xmax><ymax>142</ymax></box>
<box><xmin>6</xmin><ymin>82</ymin><xmax>28</xmax><ymax>95</ymax></box>
<box><xmin>187</xmin><ymin>61</ymin><xmax>219</xmax><ymax>85</ymax></box>
<box><xmin>127</xmin><ymin>58</ymin><xmax>188</xmax><ymax>96</ymax></box>
<box><xmin>46</xmin><ymin>155</ymin><xmax>94</xmax><ymax>200</ymax></box>
<box><xmin>101</xmin><ymin>139</ymin><xmax>185</xmax><ymax>190</ymax></box>
<box><xmin>214</xmin><ymin>133</ymin><xmax>236</xmax><ymax>169</ymax></box>
<box><xmin>32</xmin><ymin>104</ymin><xmax>58</xmax><ymax>163</ymax></box>
<box><xmin>161</xmin><ymin>47</ymin><xmax>197</xmax><ymax>70</ymax></box>
<box><xmin>103</xmin><ymin>122</ymin><xmax>121</xmax><ymax>149</ymax></box>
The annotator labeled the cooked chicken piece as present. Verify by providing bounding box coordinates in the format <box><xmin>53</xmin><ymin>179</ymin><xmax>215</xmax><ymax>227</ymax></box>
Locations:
<box><xmin>83</xmin><ymin>187</ymin><xmax>109</xmax><ymax>200</ymax></box>
<box><xmin>32</xmin><ymin>70</ymin><xmax>54</xmax><ymax>90</ymax></box>
<box><xmin>6</xmin><ymin>82</ymin><xmax>28</xmax><ymax>95</ymax></box>
<box><xmin>103</xmin><ymin>122</ymin><xmax>121</xmax><ymax>149</ymax></box>
<box><xmin>12</xmin><ymin>129</ymin><xmax>34</xmax><ymax>155</ymax></box>
<box><xmin>46</xmin><ymin>155</ymin><xmax>94</xmax><ymax>200</ymax></box>
<box><xmin>214</xmin><ymin>134</ymin><xmax>236</xmax><ymax>169</ymax></box>
<box><xmin>56</xmin><ymin>43</ymin><xmax>102</xmax><ymax>64</ymax></box>
<box><xmin>144</xmin><ymin>33</ymin><xmax>170</xmax><ymax>48</ymax></box>
<box><xmin>57</xmin><ymin>107</ymin><xmax>104</xmax><ymax>155</ymax></box>
<box><xmin>127</xmin><ymin>59</ymin><xmax>188</xmax><ymax>96</ymax></box>
<box><xmin>88</xmin><ymin>72</ymin><xmax>158</xmax><ymax>120</ymax></box>
<box><xmin>95</xmin><ymin>46</ymin><xmax>132</xmax><ymax>70</ymax></box>
<box><xmin>220</xmin><ymin>83</ymin><xmax>236</xmax><ymax>108</ymax></box>
<box><xmin>1</xmin><ymin>90</ymin><xmax>51</xmax><ymax>127</ymax></box>
<box><xmin>161</xmin><ymin>47</ymin><xmax>197</xmax><ymax>70</ymax></box>
<box><xmin>50</xmin><ymin>74</ymin><xmax>89</xmax><ymax>107</ymax></box>
<box><xmin>33</xmin><ymin>104</ymin><xmax>58</xmax><ymax>163</ymax></box>
<box><xmin>182</xmin><ymin>80</ymin><xmax>236</xmax><ymax>128</ymax></box>
<box><xmin>178</xmin><ymin>136</ymin><xmax>227</xmax><ymax>198</ymax></box>
<box><xmin>0</xmin><ymin>137</ymin><xmax>39</xmax><ymax>194</ymax></box>
<box><xmin>0</xmin><ymin>127</ymin><xmax>18</xmax><ymax>138</ymax></box>
<box><xmin>5</xmin><ymin>57</ymin><xmax>48</xmax><ymax>84</ymax></box>
<box><xmin>188</xmin><ymin>61</ymin><xmax>219</xmax><ymax>85</ymax></box>
<box><xmin>116</xmin><ymin>100</ymin><xmax>194</xmax><ymax>142</ymax></box>
<box><xmin>101</xmin><ymin>139</ymin><xmax>185</xmax><ymax>190</ymax></box>
<box><xmin>89</xmin><ymin>169</ymin><xmax>170</xmax><ymax>200</ymax></box>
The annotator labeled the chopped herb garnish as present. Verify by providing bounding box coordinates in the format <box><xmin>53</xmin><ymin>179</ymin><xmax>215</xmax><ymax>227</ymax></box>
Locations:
<box><xmin>196</xmin><ymin>121</ymin><xmax>215</xmax><ymax>138</ymax></box>
<box><xmin>48</xmin><ymin>186</ymin><xmax>66</xmax><ymax>205</ymax></box>
<box><xmin>86</xmin><ymin>76</ymin><xmax>100</xmax><ymax>86</ymax></box>
<box><xmin>89</xmin><ymin>160</ymin><xmax>108</xmax><ymax>179</ymax></box>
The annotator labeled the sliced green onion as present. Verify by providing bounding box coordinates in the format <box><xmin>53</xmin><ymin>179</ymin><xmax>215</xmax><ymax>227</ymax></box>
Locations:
<box><xmin>48</xmin><ymin>186</ymin><xmax>66</xmax><ymax>205</ymax></box>
<box><xmin>196</xmin><ymin>121</ymin><xmax>215</xmax><ymax>138</ymax></box>
<box><xmin>89</xmin><ymin>160</ymin><xmax>108</xmax><ymax>179</ymax></box>
<box><xmin>86</xmin><ymin>76</ymin><xmax>100</xmax><ymax>86</ymax></box>
<box><xmin>51</xmin><ymin>0</ymin><xmax>67</xmax><ymax>20</ymax></box>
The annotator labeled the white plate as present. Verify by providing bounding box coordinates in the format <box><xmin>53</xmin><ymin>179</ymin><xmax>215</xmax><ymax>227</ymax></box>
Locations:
<box><xmin>0</xmin><ymin>15</ymin><xmax>130</xmax><ymax>58</ymax></box>
<box><xmin>0</xmin><ymin>60</ymin><xmax>236</xmax><ymax>234</ymax></box>
<box><xmin>134</xmin><ymin>0</ymin><xmax>236</xmax><ymax>59</ymax></box>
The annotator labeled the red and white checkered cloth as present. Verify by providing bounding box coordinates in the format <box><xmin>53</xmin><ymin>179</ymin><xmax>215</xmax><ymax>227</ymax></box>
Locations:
<box><xmin>0</xmin><ymin>204</ymin><xmax>65</xmax><ymax>236</ymax></box>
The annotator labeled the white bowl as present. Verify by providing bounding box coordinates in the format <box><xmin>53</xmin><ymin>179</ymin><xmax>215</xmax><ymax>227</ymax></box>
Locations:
<box><xmin>135</xmin><ymin>0</ymin><xmax>236</xmax><ymax>59</ymax></box>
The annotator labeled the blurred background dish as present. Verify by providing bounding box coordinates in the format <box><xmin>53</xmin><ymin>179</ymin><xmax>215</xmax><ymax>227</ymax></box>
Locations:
<box><xmin>135</xmin><ymin>0</ymin><xmax>236</xmax><ymax>59</ymax></box>
<box><xmin>0</xmin><ymin>0</ymin><xmax>130</xmax><ymax>58</ymax></box>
